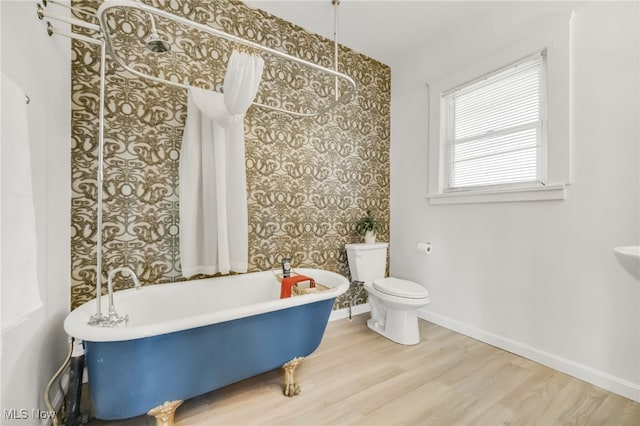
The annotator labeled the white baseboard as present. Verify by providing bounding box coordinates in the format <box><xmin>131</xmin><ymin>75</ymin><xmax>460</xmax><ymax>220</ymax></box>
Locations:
<box><xmin>330</xmin><ymin>303</ymin><xmax>370</xmax><ymax>322</ymax></box>
<box><xmin>418</xmin><ymin>309</ymin><xmax>640</xmax><ymax>402</ymax></box>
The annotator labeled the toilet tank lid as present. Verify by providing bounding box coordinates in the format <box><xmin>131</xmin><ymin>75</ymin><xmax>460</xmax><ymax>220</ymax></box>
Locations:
<box><xmin>373</xmin><ymin>277</ymin><xmax>429</xmax><ymax>299</ymax></box>
<box><xmin>345</xmin><ymin>242</ymin><xmax>389</xmax><ymax>250</ymax></box>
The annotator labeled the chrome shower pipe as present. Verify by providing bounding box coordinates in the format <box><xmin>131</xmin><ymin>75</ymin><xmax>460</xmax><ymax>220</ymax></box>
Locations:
<box><xmin>38</xmin><ymin>4</ymin><xmax>106</xmax><ymax>323</ymax></box>
<box><xmin>332</xmin><ymin>0</ymin><xmax>340</xmax><ymax>101</ymax></box>
<box><xmin>97</xmin><ymin>0</ymin><xmax>357</xmax><ymax>118</ymax></box>
<box><xmin>37</xmin><ymin>4</ymin><xmax>101</xmax><ymax>33</ymax></box>
<box><xmin>46</xmin><ymin>22</ymin><xmax>102</xmax><ymax>45</ymax></box>
<box><xmin>149</xmin><ymin>12</ymin><xmax>159</xmax><ymax>35</ymax></box>
<box><xmin>42</xmin><ymin>0</ymin><xmax>98</xmax><ymax>23</ymax></box>
<box><xmin>90</xmin><ymin>38</ymin><xmax>107</xmax><ymax>324</ymax></box>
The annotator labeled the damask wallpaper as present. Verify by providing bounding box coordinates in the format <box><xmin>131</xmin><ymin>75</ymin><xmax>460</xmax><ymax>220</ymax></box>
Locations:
<box><xmin>70</xmin><ymin>0</ymin><xmax>390</xmax><ymax>309</ymax></box>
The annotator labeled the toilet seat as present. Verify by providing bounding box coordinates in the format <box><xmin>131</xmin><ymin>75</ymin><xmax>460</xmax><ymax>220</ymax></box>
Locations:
<box><xmin>373</xmin><ymin>277</ymin><xmax>429</xmax><ymax>299</ymax></box>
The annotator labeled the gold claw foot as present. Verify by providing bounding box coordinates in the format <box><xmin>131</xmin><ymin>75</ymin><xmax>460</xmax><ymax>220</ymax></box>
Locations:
<box><xmin>147</xmin><ymin>400</ymin><xmax>183</xmax><ymax>426</ymax></box>
<box><xmin>282</xmin><ymin>356</ymin><xmax>304</xmax><ymax>397</ymax></box>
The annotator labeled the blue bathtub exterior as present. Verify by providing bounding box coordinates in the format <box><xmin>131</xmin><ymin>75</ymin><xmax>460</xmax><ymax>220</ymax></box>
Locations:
<box><xmin>85</xmin><ymin>298</ymin><xmax>335</xmax><ymax>420</ymax></box>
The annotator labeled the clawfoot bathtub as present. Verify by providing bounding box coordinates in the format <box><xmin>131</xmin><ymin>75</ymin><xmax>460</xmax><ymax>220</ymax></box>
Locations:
<box><xmin>64</xmin><ymin>268</ymin><xmax>349</xmax><ymax>420</ymax></box>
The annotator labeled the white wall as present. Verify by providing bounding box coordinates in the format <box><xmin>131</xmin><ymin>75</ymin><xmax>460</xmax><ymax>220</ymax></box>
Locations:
<box><xmin>391</xmin><ymin>2</ymin><xmax>640</xmax><ymax>400</ymax></box>
<box><xmin>1</xmin><ymin>1</ymin><xmax>71</xmax><ymax>423</ymax></box>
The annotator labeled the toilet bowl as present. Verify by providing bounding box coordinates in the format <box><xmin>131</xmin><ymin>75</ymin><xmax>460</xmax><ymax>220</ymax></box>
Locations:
<box><xmin>345</xmin><ymin>243</ymin><xmax>430</xmax><ymax>345</ymax></box>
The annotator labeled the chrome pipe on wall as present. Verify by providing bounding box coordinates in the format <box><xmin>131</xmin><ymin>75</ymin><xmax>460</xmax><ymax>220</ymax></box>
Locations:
<box><xmin>36</xmin><ymin>1</ymin><xmax>106</xmax><ymax>321</ymax></box>
<box><xmin>42</xmin><ymin>0</ymin><xmax>99</xmax><ymax>23</ymax></box>
<box><xmin>46</xmin><ymin>22</ymin><xmax>103</xmax><ymax>45</ymax></box>
<box><xmin>90</xmin><ymin>38</ymin><xmax>107</xmax><ymax>325</ymax></box>
<box><xmin>37</xmin><ymin>0</ymin><xmax>103</xmax><ymax>45</ymax></box>
<box><xmin>37</xmin><ymin>3</ymin><xmax>100</xmax><ymax>33</ymax></box>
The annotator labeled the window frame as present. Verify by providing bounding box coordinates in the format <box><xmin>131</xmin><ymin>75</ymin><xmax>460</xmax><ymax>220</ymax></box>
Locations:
<box><xmin>443</xmin><ymin>51</ymin><xmax>548</xmax><ymax>193</ymax></box>
<box><xmin>426</xmin><ymin>14</ymin><xmax>572</xmax><ymax>205</ymax></box>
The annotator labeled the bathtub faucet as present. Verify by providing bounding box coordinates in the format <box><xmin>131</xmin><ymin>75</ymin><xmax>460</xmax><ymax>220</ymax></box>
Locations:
<box><xmin>88</xmin><ymin>267</ymin><xmax>141</xmax><ymax>327</ymax></box>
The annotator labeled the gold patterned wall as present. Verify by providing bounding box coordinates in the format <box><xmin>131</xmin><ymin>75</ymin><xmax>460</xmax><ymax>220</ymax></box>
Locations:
<box><xmin>70</xmin><ymin>0</ymin><xmax>390</xmax><ymax>309</ymax></box>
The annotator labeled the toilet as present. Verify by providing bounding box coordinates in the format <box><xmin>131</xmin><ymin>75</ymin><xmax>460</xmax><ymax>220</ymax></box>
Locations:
<box><xmin>345</xmin><ymin>243</ymin><xmax>430</xmax><ymax>345</ymax></box>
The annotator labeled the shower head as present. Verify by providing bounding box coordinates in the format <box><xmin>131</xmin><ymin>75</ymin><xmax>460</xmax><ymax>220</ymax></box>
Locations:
<box><xmin>145</xmin><ymin>14</ymin><xmax>170</xmax><ymax>53</ymax></box>
<box><xmin>146</xmin><ymin>31</ymin><xmax>171</xmax><ymax>53</ymax></box>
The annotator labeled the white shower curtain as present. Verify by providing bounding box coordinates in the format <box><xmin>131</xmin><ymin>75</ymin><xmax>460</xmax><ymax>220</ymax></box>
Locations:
<box><xmin>179</xmin><ymin>51</ymin><xmax>264</xmax><ymax>277</ymax></box>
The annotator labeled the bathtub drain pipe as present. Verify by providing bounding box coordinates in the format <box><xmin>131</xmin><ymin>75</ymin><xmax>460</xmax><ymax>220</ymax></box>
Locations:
<box><xmin>64</xmin><ymin>339</ymin><xmax>88</xmax><ymax>426</ymax></box>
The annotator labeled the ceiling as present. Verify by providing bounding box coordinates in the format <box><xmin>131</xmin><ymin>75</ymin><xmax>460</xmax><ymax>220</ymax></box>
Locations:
<box><xmin>244</xmin><ymin>1</ymin><xmax>582</xmax><ymax>66</ymax></box>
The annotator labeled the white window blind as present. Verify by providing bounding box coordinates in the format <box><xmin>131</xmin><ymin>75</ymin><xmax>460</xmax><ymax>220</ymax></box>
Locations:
<box><xmin>444</xmin><ymin>52</ymin><xmax>546</xmax><ymax>190</ymax></box>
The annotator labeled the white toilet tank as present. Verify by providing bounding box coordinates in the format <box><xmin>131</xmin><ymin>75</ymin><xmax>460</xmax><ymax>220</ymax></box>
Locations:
<box><xmin>345</xmin><ymin>243</ymin><xmax>389</xmax><ymax>282</ymax></box>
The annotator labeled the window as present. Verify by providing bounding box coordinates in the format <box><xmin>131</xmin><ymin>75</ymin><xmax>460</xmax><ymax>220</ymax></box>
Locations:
<box><xmin>426</xmin><ymin>16</ymin><xmax>572</xmax><ymax>204</ymax></box>
<box><xmin>443</xmin><ymin>52</ymin><xmax>546</xmax><ymax>191</ymax></box>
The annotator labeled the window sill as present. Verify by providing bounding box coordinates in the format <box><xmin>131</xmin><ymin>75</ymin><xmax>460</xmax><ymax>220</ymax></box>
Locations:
<box><xmin>426</xmin><ymin>184</ymin><xmax>566</xmax><ymax>205</ymax></box>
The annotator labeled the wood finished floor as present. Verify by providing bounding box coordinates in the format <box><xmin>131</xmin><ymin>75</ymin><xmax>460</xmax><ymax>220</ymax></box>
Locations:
<box><xmin>87</xmin><ymin>315</ymin><xmax>639</xmax><ymax>426</ymax></box>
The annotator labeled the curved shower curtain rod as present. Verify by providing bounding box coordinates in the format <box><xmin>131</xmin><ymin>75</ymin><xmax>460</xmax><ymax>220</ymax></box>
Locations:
<box><xmin>97</xmin><ymin>0</ymin><xmax>357</xmax><ymax>118</ymax></box>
